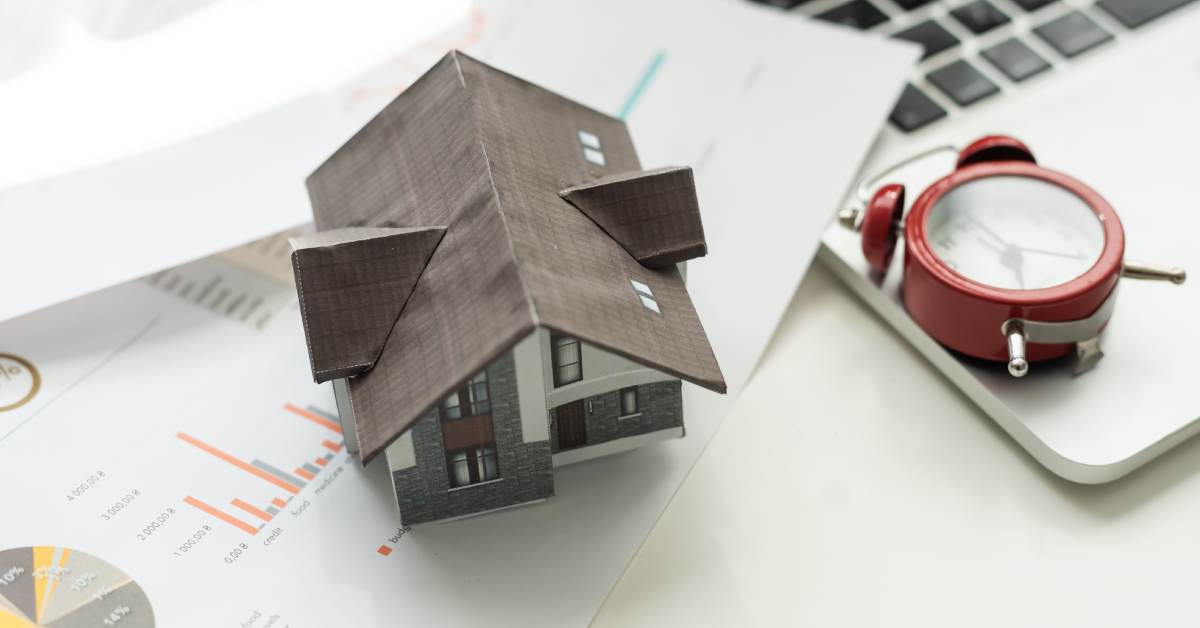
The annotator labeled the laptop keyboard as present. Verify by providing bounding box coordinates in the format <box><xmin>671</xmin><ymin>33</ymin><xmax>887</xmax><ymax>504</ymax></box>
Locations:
<box><xmin>1100</xmin><ymin>0</ymin><xmax>1197</xmax><ymax>28</ymax></box>
<box><xmin>747</xmin><ymin>0</ymin><xmax>1198</xmax><ymax>133</ymax></box>
<box><xmin>950</xmin><ymin>1</ymin><xmax>1011</xmax><ymax>34</ymax></box>
<box><xmin>815</xmin><ymin>0</ymin><xmax>891</xmax><ymax>28</ymax></box>
<box><xmin>980</xmin><ymin>37</ymin><xmax>1050</xmax><ymax>80</ymax></box>
<box><xmin>1032</xmin><ymin>11</ymin><xmax>1113</xmax><ymax>57</ymax></box>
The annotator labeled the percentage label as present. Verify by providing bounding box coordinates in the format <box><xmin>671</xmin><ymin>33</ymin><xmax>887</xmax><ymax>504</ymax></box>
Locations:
<box><xmin>69</xmin><ymin>571</ymin><xmax>98</xmax><ymax>592</ymax></box>
<box><xmin>103</xmin><ymin>604</ymin><xmax>132</xmax><ymax>626</ymax></box>
<box><xmin>91</xmin><ymin>584</ymin><xmax>115</xmax><ymax>601</ymax></box>
<box><xmin>0</xmin><ymin>354</ymin><xmax>40</xmax><ymax>412</ymax></box>
<box><xmin>0</xmin><ymin>565</ymin><xmax>23</xmax><ymax>586</ymax></box>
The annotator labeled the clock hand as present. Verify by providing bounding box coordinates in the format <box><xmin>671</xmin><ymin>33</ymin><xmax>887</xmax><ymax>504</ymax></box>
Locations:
<box><xmin>975</xmin><ymin>236</ymin><xmax>1004</xmax><ymax>254</ymax></box>
<box><xmin>1013</xmin><ymin>261</ymin><xmax>1026</xmax><ymax>289</ymax></box>
<box><xmin>972</xmin><ymin>224</ymin><xmax>1023</xmax><ymax>287</ymax></box>
<box><xmin>1017</xmin><ymin>246</ymin><xmax>1084</xmax><ymax>260</ymax></box>
<box><xmin>999</xmin><ymin>245</ymin><xmax>1027</xmax><ymax>289</ymax></box>
<box><xmin>964</xmin><ymin>214</ymin><xmax>1012</xmax><ymax>248</ymax></box>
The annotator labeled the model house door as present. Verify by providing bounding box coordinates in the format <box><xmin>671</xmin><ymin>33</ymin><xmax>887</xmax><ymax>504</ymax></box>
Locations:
<box><xmin>557</xmin><ymin>400</ymin><xmax>587</xmax><ymax>450</ymax></box>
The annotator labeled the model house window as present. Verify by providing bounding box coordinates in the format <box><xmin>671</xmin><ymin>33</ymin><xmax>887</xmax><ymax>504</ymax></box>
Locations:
<box><xmin>446</xmin><ymin>445</ymin><xmax>499</xmax><ymax>488</ymax></box>
<box><xmin>439</xmin><ymin>370</ymin><xmax>499</xmax><ymax>488</ymax></box>
<box><xmin>620</xmin><ymin>387</ymin><xmax>639</xmax><ymax>417</ymax></box>
<box><xmin>466</xmin><ymin>371</ymin><xmax>491</xmax><ymax>416</ymax></box>
<box><xmin>551</xmin><ymin>335</ymin><xmax>583</xmax><ymax>387</ymax></box>
<box><xmin>579</xmin><ymin>130</ymin><xmax>606</xmax><ymax>166</ymax></box>
<box><xmin>630</xmin><ymin>279</ymin><xmax>661</xmax><ymax>314</ymax></box>
<box><xmin>440</xmin><ymin>371</ymin><xmax>491</xmax><ymax>420</ymax></box>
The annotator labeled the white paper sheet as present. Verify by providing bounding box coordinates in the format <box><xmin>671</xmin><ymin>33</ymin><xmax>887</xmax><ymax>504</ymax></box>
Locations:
<box><xmin>0</xmin><ymin>0</ymin><xmax>471</xmax><ymax>324</ymax></box>
<box><xmin>0</xmin><ymin>0</ymin><xmax>469</xmax><ymax>186</ymax></box>
<box><xmin>0</xmin><ymin>1</ymin><xmax>915</xmax><ymax>625</ymax></box>
<box><xmin>0</xmin><ymin>96</ymin><xmax>344</xmax><ymax>324</ymax></box>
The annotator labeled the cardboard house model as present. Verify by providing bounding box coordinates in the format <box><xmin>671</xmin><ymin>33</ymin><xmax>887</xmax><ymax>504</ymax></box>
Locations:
<box><xmin>289</xmin><ymin>51</ymin><xmax>726</xmax><ymax>525</ymax></box>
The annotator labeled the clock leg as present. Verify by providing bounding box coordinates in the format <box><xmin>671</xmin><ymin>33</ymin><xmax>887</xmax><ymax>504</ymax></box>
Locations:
<box><xmin>1122</xmin><ymin>261</ymin><xmax>1187</xmax><ymax>284</ymax></box>
<box><xmin>1073</xmin><ymin>337</ymin><xmax>1105</xmax><ymax>375</ymax></box>
<box><xmin>1005</xmin><ymin>323</ymin><xmax>1030</xmax><ymax>378</ymax></box>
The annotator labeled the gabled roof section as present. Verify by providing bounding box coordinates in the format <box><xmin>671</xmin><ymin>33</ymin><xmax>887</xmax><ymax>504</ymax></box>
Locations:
<box><xmin>304</xmin><ymin>51</ymin><xmax>537</xmax><ymax>464</ymax></box>
<box><xmin>460</xmin><ymin>53</ymin><xmax>726</xmax><ymax>396</ymax></box>
<box><xmin>560</xmin><ymin>166</ymin><xmax>707</xmax><ymax>268</ymax></box>
<box><xmin>290</xmin><ymin>226</ymin><xmax>446</xmax><ymax>383</ymax></box>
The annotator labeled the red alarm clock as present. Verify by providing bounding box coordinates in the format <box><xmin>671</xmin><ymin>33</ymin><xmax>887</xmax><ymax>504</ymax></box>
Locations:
<box><xmin>840</xmin><ymin>135</ymin><xmax>1186</xmax><ymax>378</ymax></box>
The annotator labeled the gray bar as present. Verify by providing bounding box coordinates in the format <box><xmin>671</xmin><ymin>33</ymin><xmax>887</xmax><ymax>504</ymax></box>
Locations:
<box><xmin>240</xmin><ymin>296</ymin><xmax>263</xmax><ymax>321</ymax></box>
<box><xmin>301</xmin><ymin>462</ymin><xmax>321</xmax><ymax>475</ymax></box>
<box><xmin>209</xmin><ymin>288</ymin><xmax>230</xmax><ymax>310</ymax></box>
<box><xmin>225</xmin><ymin>293</ymin><xmax>246</xmax><ymax>315</ymax></box>
<box><xmin>251</xmin><ymin>460</ymin><xmax>306</xmax><ymax>488</ymax></box>
<box><xmin>194</xmin><ymin>275</ymin><xmax>222</xmax><ymax>303</ymax></box>
<box><xmin>306</xmin><ymin>405</ymin><xmax>339</xmax><ymax>422</ymax></box>
<box><xmin>323</xmin><ymin>453</ymin><xmax>334</xmax><ymax>461</ymax></box>
<box><xmin>266</xmin><ymin>506</ymin><xmax>279</xmax><ymax>516</ymax></box>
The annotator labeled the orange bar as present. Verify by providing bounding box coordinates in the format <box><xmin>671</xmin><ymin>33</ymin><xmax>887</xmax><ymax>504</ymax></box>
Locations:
<box><xmin>230</xmin><ymin>498</ymin><xmax>273</xmax><ymax>522</ymax></box>
<box><xmin>377</xmin><ymin>545</ymin><xmax>393</xmax><ymax>556</ymax></box>
<box><xmin>294</xmin><ymin>467</ymin><xmax>316</xmax><ymax>481</ymax></box>
<box><xmin>284</xmin><ymin>403</ymin><xmax>342</xmax><ymax>433</ymax></box>
<box><xmin>314</xmin><ymin>457</ymin><xmax>328</xmax><ymax>467</ymax></box>
<box><xmin>271</xmin><ymin>497</ymin><xmax>287</xmax><ymax>508</ymax></box>
<box><xmin>322</xmin><ymin>440</ymin><xmax>343</xmax><ymax>453</ymax></box>
<box><xmin>177</xmin><ymin>433</ymin><xmax>301</xmax><ymax>494</ymax></box>
<box><xmin>184</xmin><ymin>496</ymin><xmax>258</xmax><ymax>535</ymax></box>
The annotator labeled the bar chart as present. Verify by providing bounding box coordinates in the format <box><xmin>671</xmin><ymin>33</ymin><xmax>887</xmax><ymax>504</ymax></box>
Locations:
<box><xmin>142</xmin><ymin>229</ymin><xmax>303</xmax><ymax>332</ymax></box>
<box><xmin>176</xmin><ymin>404</ymin><xmax>344</xmax><ymax>535</ymax></box>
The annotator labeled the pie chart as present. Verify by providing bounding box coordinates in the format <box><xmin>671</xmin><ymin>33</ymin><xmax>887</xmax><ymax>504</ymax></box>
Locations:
<box><xmin>0</xmin><ymin>546</ymin><xmax>153</xmax><ymax>627</ymax></box>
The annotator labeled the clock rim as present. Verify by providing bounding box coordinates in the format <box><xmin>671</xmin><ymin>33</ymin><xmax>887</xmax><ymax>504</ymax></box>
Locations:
<box><xmin>905</xmin><ymin>161</ymin><xmax>1125</xmax><ymax>308</ymax></box>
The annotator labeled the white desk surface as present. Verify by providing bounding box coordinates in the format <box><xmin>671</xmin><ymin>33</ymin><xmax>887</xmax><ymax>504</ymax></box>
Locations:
<box><xmin>593</xmin><ymin>263</ymin><xmax>1200</xmax><ymax>627</ymax></box>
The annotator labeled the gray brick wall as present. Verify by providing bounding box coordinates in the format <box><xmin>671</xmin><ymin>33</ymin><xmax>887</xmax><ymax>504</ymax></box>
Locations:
<box><xmin>548</xmin><ymin>380</ymin><xmax>682</xmax><ymax>453</ymax></box>
<box><xmin>391</xmin><ymin>351</ymin><xmax>554</xmax><ymax>525</ymax></box>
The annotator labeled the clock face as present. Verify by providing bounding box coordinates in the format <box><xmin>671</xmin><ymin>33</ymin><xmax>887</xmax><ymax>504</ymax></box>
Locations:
<box><xmin>924</xmin><ymin>175</ymin><xmax>1106</xmax><ymax>291</ymax></box>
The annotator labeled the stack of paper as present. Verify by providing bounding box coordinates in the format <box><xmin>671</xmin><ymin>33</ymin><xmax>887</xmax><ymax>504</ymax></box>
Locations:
<box><xmin>0</xmin><ymin>1</ymin><xmax>916</xmax><ymax>625</ymax></box>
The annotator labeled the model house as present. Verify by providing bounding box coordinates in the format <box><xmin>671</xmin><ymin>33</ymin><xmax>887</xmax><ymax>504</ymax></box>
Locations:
<box><xmin>290</xmin><ymin>51</ymin><xmax>725</xmax><ymax>525</ymax></box>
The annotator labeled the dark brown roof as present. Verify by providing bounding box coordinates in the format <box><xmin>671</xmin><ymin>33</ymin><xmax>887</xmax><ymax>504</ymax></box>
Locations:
<box><xmin>290</xmin><ymin>227</ymin><xmax>445</xmax><ymax>382</ymax></box>
<box><xmin>560</xmin><ymin>166</ymin><xmax>707</xmax><ymax>268</ymax></box>
<box><xmin>303</xmin><ymin>51</ymin><xmax>725</xmax><ymax>464</ymax></box>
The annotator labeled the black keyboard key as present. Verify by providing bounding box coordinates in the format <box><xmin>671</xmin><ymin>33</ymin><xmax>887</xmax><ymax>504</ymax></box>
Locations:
<box><xmin>1010</xmin><ymin>0</ymin><xmax>1056</xmax><ymax>11</ymax></box>
<box><xmin>951</xmin><ymin>0</ymin><xmax>1012</xmax><ymax>34</ymax></box>
<box><xmin>927</xmin><ymin>60</ymin><xmax>1000</xmax><ymax>106</ymax></box>
<box><xmin>1097</xmin><ymin>0</ymin><xmax>1196</xmax><ymax>28</ymax></box>
<box><xmin>816</xmin><ymin>0</ymin><xmax>889</xmax><ymax>29</ymax></box>
<box><xmin>889</xmin><ymin>84</ymin><xmax>947</xmax><ymax>132</ymax></box>
<box><xmin>893</xmin><ymin>20</ymin><xmax>960</xmax><ymax>59</ymax></box>
<box><xmin>1033</xmin><ymin>11</ymin><xmax>1113</xmax><ymax>58</ymax></box>
<box><xmin>982</xmin><ymin>38</ymin><xmax>1051</xmax><ymax>81</ymax></box>
<box><xmin>746</xmin><ymin>0</ymin><xmax>812</xmax><ymax>8</ymax></box>
<box><xmin>893</xmin><ymin>0</ymin><xmax>937</xmax><ymax>9</ymax></box>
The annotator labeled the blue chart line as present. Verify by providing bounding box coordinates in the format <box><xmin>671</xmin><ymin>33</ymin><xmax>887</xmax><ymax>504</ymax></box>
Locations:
<box><xmin>618</xmin><ymin>51</ymin><xmax>666</xmax><ymax>120</ymax></box>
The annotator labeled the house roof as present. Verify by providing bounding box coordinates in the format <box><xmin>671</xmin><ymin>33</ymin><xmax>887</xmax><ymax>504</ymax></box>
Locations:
<box><xmin>302</xmin><ymin>51</ymin><xmax>725</xmax><ymax>464</ymax></box>
<box><xmin>561</xmin><ymin>166</ymin><xmax>707</xmax><ymax>268</ymax></box>
<box><xmin>290</xmin><ymin>226</ymin><xmax>445</xmax><ymax>382</ymax></box>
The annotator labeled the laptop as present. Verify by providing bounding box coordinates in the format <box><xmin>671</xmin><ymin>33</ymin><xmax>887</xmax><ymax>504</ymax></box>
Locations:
<box><xmin>753</xmin><ymin>0</ymin><xmax>1200</xmax><ymax>483</ymax></box>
